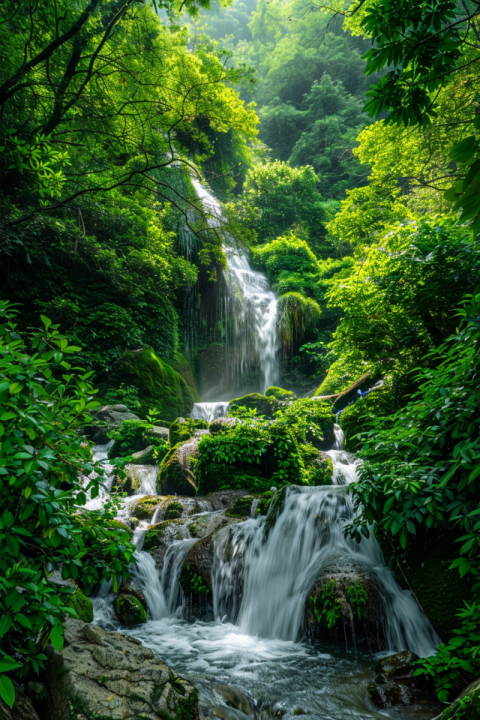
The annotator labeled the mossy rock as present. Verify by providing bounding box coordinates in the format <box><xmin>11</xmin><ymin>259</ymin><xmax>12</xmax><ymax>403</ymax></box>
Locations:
<box><xmin>437</xmin><ymin>680</ymin><xmax>480</xmax><ymax>719</ymax></box>
<box><xmin>130</xmin><ymin>495</ymin><xmax>161</xmax><ymax>520</ymax></box>
<box><xmin>225</xmin><ymin>495</ymin><xmax>257</xmax><ymax>519</ymax></box>
<box><xmin>209</xmin><ymin>417</ymin><xmax>238</xmax><ymax>435</ymax></box>
<box><xmin>376</xmin><ymin>525</ymin><xmax>473</xmax><ymax>638</ymax></box>
<box><xmin>143</xmin><ymin>519</ymin><xmax>184</xmax><ymax>552</ymax></box>
<box><xmin>229</xmin><ymin>392</ymin><xmax>276</xmax><ymax>417</ymax></box>
<box><xmin>64</xmin><ymin>588</ymin><xmax>93</xmax><ymax>623</ymax></box>
<box><xmin>299</xmin><ymin>444</ymin><xmax>333</xmax><ymax>485</ymax></box>
<box><xmin>164</xmin><ymin>351</ymin><xmax>201</xmax><ymax>403</ymax></box>
<box><xmin>157</xmin><ymin>440</ymin><xmax>199</xmax><ymax>497</ymax></box>
<box><xmin>256</xmin><ymin>490</ymin><xmax>276</xmax><ymax>516</ymax></box>
<box><xmin>105</xmin><ymin>518</ymin><xmax>133</xmax><ymax>538</ymax></box>
<box><xmin>169</xmin><ymin>417</ymin><xmax>208</xmax><ymax>447</ymax></box>
<box><xmin>265</xmin><ymin>386</ymin><xmax>297</xmax><ymax>401</ymax></box>
<box><xmin>98</xmin><ymin>345</ymin><xmax>197</xmax><ymax>422</ymax></box>
<box><xmin>114</xmin><ymin>594</ymin><xmax>147</xmax><ymax>625</ymax></box>
<box><xmin>197</xmin><ymin>460</ymin><xmax>269</xmax><ymax>495</ymax></box>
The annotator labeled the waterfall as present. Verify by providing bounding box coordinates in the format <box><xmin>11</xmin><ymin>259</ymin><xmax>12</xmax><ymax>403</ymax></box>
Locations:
<box><xmin>211</xmin><ymin>486</ymin><xmax>439</xmax><ymax>657</ymax></box>
<box><xmin>130</xmin><ymin>528</ymin><xmax>169</xmax><ymax>620</ymax></box>
<box><xmin>191</xmin><ymin>178</ymin><xmax>280</xmax><ymax>393</ymax></box>
<box><xmin>191</xmin><ymin>401</ymin><xmax>229</xmax><ymax>423</ymax></box>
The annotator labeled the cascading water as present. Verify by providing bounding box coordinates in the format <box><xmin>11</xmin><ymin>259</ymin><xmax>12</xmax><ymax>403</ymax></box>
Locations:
<box><xmin>191</xmin><ymin>401</ymin><xmax>229</xmax><ymax>423</ymax></box>
<box><xmin>191</xmin><ymin>178</ymin><xmax>280</xmax><ymax>394</ymax></box>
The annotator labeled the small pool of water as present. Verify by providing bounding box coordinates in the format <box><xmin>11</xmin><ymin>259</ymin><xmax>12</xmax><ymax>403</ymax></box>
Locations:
<box><xmin>115</xmin><ymin>617</ymin><xmax>439</xmax><ymax>720</ymax></box>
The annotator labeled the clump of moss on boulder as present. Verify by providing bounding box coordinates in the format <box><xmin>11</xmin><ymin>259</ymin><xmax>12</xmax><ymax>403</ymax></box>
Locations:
<box><xmin>299</xmin><ymin>444</ymin><xmax>333</xmax><ymax>485</ymax></box>
<box><xmin>98</xmin><ymin>345</ymin><xmax>197</xmax><ymax>422</ymax></box>
<box><xmin>131</xmin><ymin>495</ymin><xmax>161</xmax><ymax>520</ymax></box>
<box><xmin>143</xmin><ymin>519</ymin><xmax>185</xmax><ymax>552</ymax></box>
<box><xmin>64</xmin><ymin>588</ymin><xmax>93</xmax><ymax>623</ymax></box>
<box><xmin>114</xmin><ymin>594</ymin><xmax>147</xmax><ymax>625</ymax></box>
<box><xmin>157</xmin><ymin>439</ymin><xmax>200</xmax><ymax>496</ymax></box>
<box><xmin>229</xmin><ymin>392</ymin><xmax>276</xmax><ymax>417</ymax></box>
<box><xmin>265</xmin><ymin>386</ymin><xmax>297</xmax><ymax>401</ymax></box>
<box><xmin>169</xmin><ymin>417</ymin><xmax>208</xmax><ymax>447</ymax></box>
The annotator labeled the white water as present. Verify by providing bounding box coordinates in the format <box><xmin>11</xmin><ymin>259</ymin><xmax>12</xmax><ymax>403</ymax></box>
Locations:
<box><xmin>191</xmin><ymin>178</ymin><xmax>280</xmax><ymax>393</ymax></box>
<box><xmin>191</xmin><ymin>401</ymin><xmax>229</xmax><ymax>423</ymax></box>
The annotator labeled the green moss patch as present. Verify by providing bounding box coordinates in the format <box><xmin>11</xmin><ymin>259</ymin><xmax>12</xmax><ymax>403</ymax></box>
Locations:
<box><xmin>143</xmin><ymin>519</ymin><xmax>183</xmax><ymax>552</ymax></box>
<box><xmin>229</xmin><ymin>393</ymin><xmax>276</xmax><ymax>417</ymax></box>
<box><xmin>131</xmin><ymin>495</ymin><xmax>161</xmax><ymax>520</ymax></box>
<box><xmin>265</xmin><ymin>386</ymin><xmax>297</xmax><ymax>401</ymax></box>
<box><xmin>114</xmin><ymin>594</ymin><xmax>147</xmax><ymax>625</ymax></box>
<box><xmin>225</xmin><ymin>495</ymin><xmax>256</xmax><ymax>518</ymax></box>
<box><xmin>169</xmin><ymin>417</ymin><xmax>208</xmax><ymax>447</ymax></box>
<box><xmin>157</xmin><ymin>441</ymin><xmax>198</xmax><ymax>497</ymax></box>
<box><xmin>98</xmin><ymin>345</ymin><xmax>197</xmax><ymax>422</ymax></box>
<box><xmin>64</xmin><ymin>588</ymin><xmax>94</xmax><ymax>623</ymax></box>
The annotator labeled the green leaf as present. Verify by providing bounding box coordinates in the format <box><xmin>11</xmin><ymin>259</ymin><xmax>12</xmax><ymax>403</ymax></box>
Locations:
<box><xmin>0</xmin><ymin>674</ymin><xmax>15</xmax><ymax>709</ymax></box>
<box><xmin>49</xmin><ymin>623</ymin><xmax>64</xmax><ymax>652</ymax></box>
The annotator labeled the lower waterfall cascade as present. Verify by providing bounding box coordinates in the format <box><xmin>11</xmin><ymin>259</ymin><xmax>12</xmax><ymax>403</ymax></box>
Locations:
<box><xmin>90</xmin><ymin>422</ymin><xmax>441</xmax><ymax>720</ymax></box>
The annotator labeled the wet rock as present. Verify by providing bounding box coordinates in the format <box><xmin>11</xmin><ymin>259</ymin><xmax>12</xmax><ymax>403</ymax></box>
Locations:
<box><xmin>304</xmin><ymin>553</ymin><xmax>385</xmax><ymax>647</ymax></box>
<box><xmin>85</xmin><ymin>404</ymin><xmax>140</xmax><ymax>444</ymax></box>
<box><xmin>368</xmin><ymin>651</ymin><xmax>438</xmax><ymax>709</ymax></box>
<box><xmin>180</xmin><ymin>535</ymin><xmax>215</xmax><ymax>619</ymax></box>
<box><xmin>42</xmin><ymin>618</ymin><xmax>198</xmax><ymax>720</ymax></box>
<box><xmin>118</xmin><ymin>578</ymin><xmax>148</xmax><ymax>612</ymax></box>
<box><xmin>130</xmin><ymin>445</ymin><xmax>157</xmax><ymax>465</ymax></box>
<box><xmin>201</xmin><ymin>489</ymin><xmax>251</xmax><ymax>512</ymax></box>
<box><xmin>114</xmin><ymin>594</ymin><xmax>147</xmax><ymax>625</ymax></box>
<box><xmin>130</xmin><ymin>495</ymin><xmax>162</xmax><ymax>520</ymax></box>
<box><xmin>64</xmin><ymin>588</ymin><xmax>94</xmax><ymax>624</ymax></box>
<box><xmin>158</xmin><ymin>438</ymin><xmax>203</xmax><ymax>496</ymax></box>
<box><xmin>144</xmin><ymin>519</ymin><xmax>190</xmax><ymax>571</ymax></box>
<box><xmin>0</xmin><ymin>680</ymin><xmax>40</xmax><ymax>720</ymax></box>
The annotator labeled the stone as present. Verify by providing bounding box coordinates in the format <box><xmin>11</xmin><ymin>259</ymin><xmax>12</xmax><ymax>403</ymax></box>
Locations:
<box><xmin>42</xmin><ymin>619</ymin><xmax>198</xmax><ymax>720</ymax></box>
<box><xmin>130</xmin><ymin>495</ymin><xmax>162</xmax><ymax>521</ymax></box>
<box><xmin>130</xmin><ymin>445</ymin><xmax>157</xmax><ymax>465</ymax></box>
<box><xmin>169</xmin><ymin>417</ymin><xmax>208</xmax><ymax>447</ymax></box>
<box><xmin>64</xmin><ymin>588</ymin><xmax>94</xmax><ymax>624</ymax></box>
<box><xmin>208</xmin><ymin>417</ymin><xmax>238</xmax><ymax>435</ymax></box>
<box><xmin>86</xmin><ymin>405</ymin><xmax>140</xmax><ymax>444</ymax></box>
<box><xmin>157</xmin><ymin>438</ymin><xmax>202</xmax><ymax>496</ymax></box>
<box><xmin>148</xmin><ymin>426</ymin><xmax>170</xmax><ymax>442</ymax></box>
<box><xmin>114</xmin><ymin>594</ymin><xmax>147</xmax><ymax>625</ymax></box>
<box><xmin>225</xmin><ymin>495</ymin><xmax>257</xmax><ymax>519</ymax></box>
<box><xmin>368</xmin><ymin>651</ymin><xmax>439</xmax><ymax>710</ymax></box>
<box><xmin>0</xmin><ymin>680</ymin><xmax>40</xmax><ymax>720</ymax></box>
<box><xmin>97</xmin><ymin>346</ymin><xmax>198</xmax><ymax>422</ymax></box>
<box><xmin>229</xmin><ymin>393</ymin><xmax>276</xmax><ymax>417</ymax></box>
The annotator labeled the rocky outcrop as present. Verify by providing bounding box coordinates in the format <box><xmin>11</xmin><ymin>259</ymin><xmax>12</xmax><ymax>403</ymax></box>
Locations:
<box><xmin>208</xmin><ymin>417</ymin><xmax>238</xmax><ymax>435</ymax></box>
<box><xmin>225</xmin><ymin>495</ymin><xmax>257</xmax><ymax>519</ymax></box>
<box><xmin>368</xmin><ymin>651</ymin><xmax>439</xmax><ymax>710</ymax></box>
<box><xmin>41</xmin><ymin>619</ymin><xmax>198</xmax><ymax>720</ymax></box>
<box><xmin>129</xmin><ymin>445</ymin><xmax>157</xmax><ymax>465</ymax></box>
<box><xmin>265</xmin><ymin>386</ymin><xmax>297</xmax><ymax>401</ymax></box>
<box><xmin>157</xmin><ymin>438</ymin><xmax>204</xmax><ymax>496</ymax></box>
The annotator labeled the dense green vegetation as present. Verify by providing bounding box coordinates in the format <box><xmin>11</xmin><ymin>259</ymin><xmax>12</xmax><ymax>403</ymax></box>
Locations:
<box><xmin>2</xmin><ymin>0</ymin><xmax>480</xmax><ymax>714</ymax></box>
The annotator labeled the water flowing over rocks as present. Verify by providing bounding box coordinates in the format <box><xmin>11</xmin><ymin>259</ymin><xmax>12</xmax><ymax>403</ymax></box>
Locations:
<box><xmin>40</xmin><ymin>619</ymin><xmax>198</xmax><ymax>720</ymax></box>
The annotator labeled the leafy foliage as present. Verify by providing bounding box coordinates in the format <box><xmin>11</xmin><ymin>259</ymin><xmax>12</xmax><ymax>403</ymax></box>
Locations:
<box><xmin>0</xmin><ymin>303</ymin><xmax>135</xmax><ymax>702</ymax></box>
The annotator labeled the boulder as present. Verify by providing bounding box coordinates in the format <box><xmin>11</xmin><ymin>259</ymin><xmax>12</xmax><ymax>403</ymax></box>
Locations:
<box><xmin>97</xmin><ymin>346</ymin><xmax>198</xmax><ymax>422</ymax></box>
<box><xmin>368</xmin><ymin>651</ymin><xmax>438</xmax><ymax>710</ymax></box>
<box><xmin>157</xmin><ymin>438</ymin><xmax>202</xmax><ymax>497</ymax></box>
<box><xmin>118</xmin><ymin>578</ymin><xmax>148</xmax><ymax>612</ymax></box>
<box><xmin>148</xmin><ymin>426</ymin><xmax>170</xmax><ymax>442</ymax></box>
<box><xmin>41</xmin><ymin>619</ymin><xmax>198</xmax><ymax>720</ymax></box>
<box><xmin>169</xmin><ymin>417</ymin><xmax>208</xmax><ymax>447</ymax></box>
<box><xmin>225</xmin><ymin>495</ymin><xmax>257</xmax><ymax>519</ymax></box>
<box><xmin>86</xmin><ymin>404</ymin><xmax>140</xmax><ymax>444</ymax></box>
<box><xmin>143</xmin><ymin>519</ymin><xmax>190</xmax><ymax>571</ymax></box>
<box><xmin>197</xmin><ymin>489</ymin><xmax>250</xmax><ymax>512</ymax></box>
<box><xmin>265</xmin><ymin>386</ymin><xmax>297</xmax><ymax>401</ymax></box>
<box><xmin>64</xmin><ymin>588</ymin><xmax>94</xmax><ymax>624</ymax></box>
<box><xmin>130</xmin><ymin>495</ymin><xmax>162</xmax><ymax>520</ymax></box>
<box><xmin>163</xmin><ymin>351</ymin><xmax>201</xmax><ymax>403</ymax></box>
<box><xmin>114</xmin><ymin>594</ymin><xmax>147</xmax><ymax>626</ymax></box>
<box><xmin>229</xmin><ymin>393</ymin><xmax>276</xmax><ymax>417</ymax></box>
<box><xmin>180</xmin><ymin>535</ymin><xmax>214</xmax><ymax>619</ymax></box>
<box><xmin>0</xmin><ymin>680</ymin><xmax>39</xmax><ymax>720</ymax></box>
<box><xmin>209</xmin><ymin>417</ymin><xmax>238</xmax><ymax>435</ymax></box>
<box><xmin>130</xmin><ymin>445</ymin><xmax>157</xmax><ymax>465</ymax></box>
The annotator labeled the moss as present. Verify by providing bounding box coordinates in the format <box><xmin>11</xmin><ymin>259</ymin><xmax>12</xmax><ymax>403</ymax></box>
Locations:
<box><xmin>437</xmin><ymin>687</ymin><xmax>480</xmax><ymax>720</ymax></box>
<box><xmin>114</xmin><ymin>594</ymin><xmax>147</xmax><ymax>625</ymax></box>
<box><xmin>339</xmin><ymin>387</ymin><xmax>392</xmax><ymax>452</ymax></box>
<box><xmin>174</xmin><ymin>686</ymin><xmax>199</xmax><ymax>720</ymax></box>
<box><xmin>131</xmin><ymin>495</ymin><xmax>161</xmax><ymax>520</ymax></box>
<box><xmin>143</xmin><ymin>519</ymin><xmax>183</xmax><ymax>552</ymax></box>
<box><xmin>225</xmin><ymin>495</ymin><xmax>256</xmax><ymax>518</ymax></box>
<box><xmin>229</xmin><ymin>392</ymin><xmax>276</xmax><ymax>417</ymax></box>
<box><xmin>164</xmin><ymin>351</ymin><xmax>201</xmax><ymax>403</ymax></box>
<box><xmin>169</xmin><ymin>417</ymin><xmax>208</xmax><ymax>447</ymax></box>
<box><xmin>376</xmin><ymin>525</ymin><xmax>473</xmax><ymax>638</ymax></box>
<box><xmin>299</xmin><ymin>444</ymin><xmax>333</xmax><ymax>485</ymax></box>
<box><xmin>265</xmin><ymin>386</ymin><xmax>297</xmax><ymax>401</ymax></box>
<box><xmin>288</xmin><ymin>398</ymin><xmax>335</xmax><ymax>450</ymax></box>
<box><xmin>98</xmin><ymin>345</ymin><xmax>197</xmax><ymax>422</ymax></box>
<box><xmin>105</xmin><ymin>518</ymin><xmax>133</xmax><ymax>538</ymax></box>
<box><xmin>256</xmin><ymin>490</ymin><xmax>275</xmax><ymax>516</ymax></box>
<box><xmin>157</xmin><ymin>441</ymin><xmax>198</xmax><ymax>497</ymax></box>
<box><xmin>64</xmin><ymin>588</ymin><xmax>93</xmax><ymax>623</ymax></box>
<box><xmin>314</xmin><ymin>356</ymin><xmax>373</xmax><ymax>396</ymax></box>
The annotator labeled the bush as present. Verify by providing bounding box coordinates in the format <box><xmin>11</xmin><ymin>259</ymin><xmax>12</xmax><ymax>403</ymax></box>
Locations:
<box><xmin>0</xmin><ymin>302</ymin><xmax>136</xmax><ymax>703</ymax></box>
<box><xmin>108</xmin><ymin>418</ymin><xmax>168</xmax><ymax>461</ymax></box>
